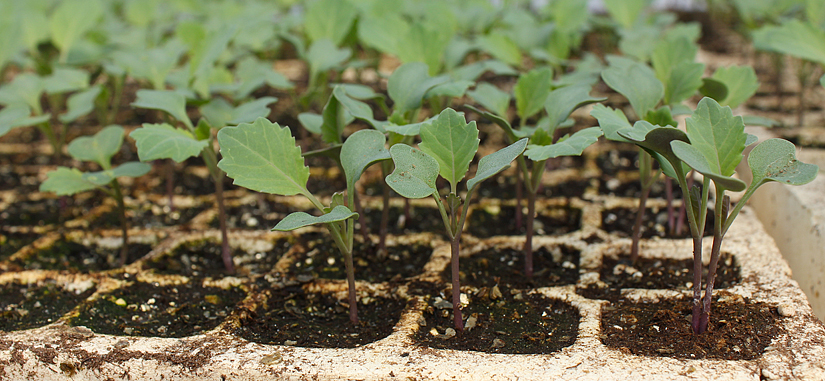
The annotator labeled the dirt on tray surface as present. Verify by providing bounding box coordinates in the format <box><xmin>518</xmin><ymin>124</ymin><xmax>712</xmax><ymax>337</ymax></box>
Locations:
<box><xmin>358</xmin><ymin>204</ymin><xmax>445</xmax><ymax>236</ymax></box>
<box><xmin>450</xmin><ymin>245</ymin><xmax>580</xmax><ymax>289</ymax></box>
<box><xmin>415</xmin><ymin>289</ymin><xmax>579</xmax><ymax>354</ymax></box>
<box><xmin>477</xmin><ymin>177</ymin><xmax>593</xmax><ymax>200</ymax></box>
<box><xmin>0</xmin><ymin>280</ymin><xmax>97</xmax><ymax>331</ymax></box>
<box><xmin>0</xmin><ymin>197</ymin><xmax>98</xmax><ymax>227</ymax></box>
<box><xmin>92</xmin><ymin>203</ymin><xmax>208</xmax><ymax>230</ymax></box>
<box><xmin>70</xmin><ymin>281</ymin><xmax>245</xmax><ymax>337</ymax></box>
<box><xmin>145</xmin><ymin>238</ymin><xmax>289</xmax><ymax>277</ymax></box>
<box><xmin>234</xmin><ymin>284</ymin><xmax>407</xmax><ymax>348</ymax></box>
<box><xmin>467</xmin><ymin>204</ymin><xmax>581</xmax><ymax>238</ymax></box>
<box><xmin>0</xmin><ymin>230</ymin><xmax>40</xmax><ymax>261</ymax></box>
<box><xmin>11</xmin><ymin>238</ymin><xmax>152</xmax><ymax>272</ymax></box>
<box><xmin>601</xmin><ymin>207</ymin><xmax>714</xmax><ymax>239</ymax></box>
<box><xmin>601</xmin><ymin>293</ymin><xmax>782</xmax><ymax>360</ymax></box>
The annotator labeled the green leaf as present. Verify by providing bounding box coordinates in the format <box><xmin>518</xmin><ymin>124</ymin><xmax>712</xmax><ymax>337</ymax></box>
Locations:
<box><xmin>384</xmin><ymin>115</ymin><xmax>437</xmax><ymax>137</ymax></box>
<box><xmin>513</xmin><ymin>67</ymin><xmax>553</xmax><ymax>121</ymax></box>
<box><xmin>0</xmin><ymin>105</ymin><xmax>49</xmax><ymax>137</ymax></box>
<box><xmin>341</xmin><ymin>129</ymin><xmax>390</xmax><ymax>190</ymax></box>
<box><xmin>450</xmin><ymin>60</ymin><xmax>517</xmax><ymax>82</ymax></box>
<box><xmin>304</xmin><ymin>0</ymin><xmax>358</xmax><ymax>45</ymax></box>
<box><xmin>60</xmin><ymin>85</ymin><xmax>102</xmax><ymax>123</ymax></box>
<box><xmin>306</xmin><ymin>39</ymin><xmax>351</xmax><ymax>79</ymax></box>
<box><xmin>0</xmin><ymin>73</ymin><xmax>44</xmax><ymax>111</ymax></box>
<box><xmin>651</xmin><ymin>35</ymin><xmax>698</xmax><ymax>85</ymax></box>
<box><xmin>200</xmin><ymin>97</ymin><xmax>277</xmax><ymax>128</ymax></box>
<box><xmin>591</xmin><ymin>104</ymin><xmax>632</xmax><ymax>142</ymax></box>
<box><xmin>43</xmin><ymin>67</ymin><xmax>89</xmax><ymax>94</ymax></box>
<box><xmin>419</xmin><ymin>108</ymin><xmax>479</xmax><ymax>191</ymax></box>
<box><xmin>710</xmin><ymin>65</ymin><xmax>759</xmax><ymax>109</ymax></box>
<box><xmin>332</xmin><ymin>86</ymin><xmax>385</xmax><ymax>130</ymax></box>
<box><xmin>749</xmin><ymin>138</ymin><xmax>818</xmax><ymax>187</ymax></box>
<box><xmin>233</xmin><ymin>57</ymin><xmax>293</xmax><ymax>99</ymax></box>
<box><xmin>386</xmin><ymin>144</ymin><xmax>439</xmax><ymax>199</ymax></box>
<box><xmin>743</xmin><ymin>115</ymin><xmax>781</xmax><ymax>128</ymax></box>
<box><xmin>699</xmin><ymin>78</ymin><xmax>729</xmax><ymax>104</ymax></box>
<box><xmin>387</xmin><ymin>62</ymin><xmax>447</xmax><ymax>114</ymax></box>
<box><xmin>217</xmin><ymin>117</ymin><xmax>310</xmax><ymax>197</ymax></box>
<box><xmin>467</xmin><ymin>82</ymin><xmax>511</xmax><ymax>118</ymax></box>
<box><xmin>544</xmin><ymin>84</ymin><xmax>605</xmax><ymax>132</ymax></box>
<box><xmin>298</xmin><ymin>112</ymin><xmax>323</xmax><ymax>135</ymax></box>
<box><xmin>671</xmin><ymin>140</ymin><xmax>747</xmax><ymax>191</ymax></box>
<box><xmin>524</xmin><ymin>127</ymin><xmax>602</xmax><ymax>161</ymax></box>
<box><xmin>604</xmin><ymin>0</ymin><xmax>651</xmax><ymax>29</ymax></box>
<box><xmin>753</xmin><ymin>20</ymin><xmax>825</xmax><ymax>66</ymax></box>
<box><xmin>664</xmin><ymin>61</ymin><xmax>704</xmax><ymax>105</ymax></box>
<box><xmin>601</xmin><ymin>56</ymin><xmax>664</xmax><ymax>118</ymax></box>
<box><xmin>40</xmin><ymin>167</ymin><xmax>97</xmax><ymax>195</ymax></box>
<box><xmin>619</xmin><ymin>123</ymin><xmax>690</xmax><ymax>180</ymax></box>
<box><xmin>680</xmin><ymin>97</ymin><xmax>747</xmax><ymax>178</ymax></box>
<box><xmin>467</xmin><ymin>138</ymin><xmax>528</xmax><ymax>193</ymax></box>
<box><xmin>129</xmin><ymin>123</ymin><xmax>208</xmax><ymax>163</ymax></box>
<box><xmin>48</xmin><ymin>0</ymin><xmax>103</xmax><ymax>61</ymax></box>
<box><xmin>273</xmin><ymin>205</ymin><xmax>357</xmax><ymax>231</ymax></box>
<box><xmin>131</xmin><ymin>89</ymin><xmax>192</xmax><ymax>129</ymax></box>
<box><xmin>478</xmin><ymin>31</ymin><xmax>523</xmax><ymax>67</ymax></box>
<box><xmin>68</xmin><ymin>125</ymin><xmax>124</xmax><ymax>166</ymax></box>
<box><xmin>111</xmin><ymin>161</ymin><xmax>152</xmax><ymax>179</ymax></box>
<box><xmin>424</xmin><ymin>79</ymin><xmax>474</xmax><ymax>99</ymax></box>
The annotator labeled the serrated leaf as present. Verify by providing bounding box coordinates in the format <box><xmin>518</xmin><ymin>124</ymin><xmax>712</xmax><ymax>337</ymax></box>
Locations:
<box><xmin>544</xmin><ymin>84</ymin><xmax>605</xmax><ymax>131</ymax></box>
<box><xmin>43</xmin><ymin>67</ymin><xmax>89</xmax><ymax>94</ymax></box>
<box><xmin>68</xmin><ymin>125</ymin><xmax>123</xmax><ymax>166</ymax></box>
<box><xmin>419</xmin><ymin>108</ymin><xmax>479</xmax><ymax>190</ymax></box>
<box><xmin>387</xmin><ymin>62</ymin><xmax>447</xmax><ymax>114</ymax></box>
<box><xmin>601</xmin><ymin>55</ymin><xmax>664</xmax><ymax>118</ymax></box>
<box><xmin>40</xmin><ymin>167</ymin><xmax>97</xmax><ymax>195</ymax></box>
<box><xmin>680</xmin><ymin>97</ymin><xmax>747</xmax><ymax>178</ymax></box>
<box><xmin>200</xmin><ymin>97</ymin><xmax>276</xmax><ymax>128</ymax></box>
<box><xmin>467</xmin><ymin>138</ymin><xmax>528</xmax><ymax>192</ymax></box>
<box><xmin>514</xmin><ymin>67</ymin><xmax>553</xmax><ymax>120</ymax></box>
<box><xmin>710</xmin><ymin>65</ymin><xmax>759</xmax><ymax>109</ymax></box>
<box><xmin>748</xmin><ymin>138</ymin><xmax>818</xmax><ymax>187</ymax></box>
<box><xmin>273</xmin><ymin>205</ymin><xmax>357</xmax><ymax>231</ymax></box>
<box><xmin>129</xmin><ymin>123</ymin><xmax>207</xmax><ymax>163</ymax></box>
<box><xmin>131</xmin><ymin>89</ymin><xmax>192</xmax><ymax>129</ymax></box>
<box><xmin>60</xmin><ymin>85</ymin><xmax>101</xmax><ymax>123</ymax></box>
<box><xmin>591</xmin><ymin>104</ymin><xmax>632</xmax><ymax>142</ymax></box>
<box><xmin>217</xmin><ymin>117</ymin><xmax>309</xmax><ymax>196</ymax></box>
<box><xmin>385</xmin><ymin>144</ymin><xmax>439</xmax><ymax>199</ymax></box>
<box><xmin>467</xmin><ymin>82</ymin><xmax>511</xmax><ymax>118</ymax></box>
<box><xmin>340</xmin><ymin>129</ymin><xmax>390</xmax><ymax>190</ymax></box>
<box><xmin>49</xmin><ymin>0</ymin><xmax>103</xmax><ymax>61</ymax></box>
<box><xmin>524</xmin><ymin>127</ymin><xmax>602</xmax><ymax>161</ymax></box>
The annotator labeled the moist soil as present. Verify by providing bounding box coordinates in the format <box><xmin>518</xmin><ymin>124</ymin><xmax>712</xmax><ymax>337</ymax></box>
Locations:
<box><xmin>0</xmin><ymin>167</ymin><xmax>39</xmax><ymax>193</ymax></box>
<box><xmin>449</xmin><ymin>246</ymin><xmax>580</xmax><ymax>289</ymax></box>
<box><xmin>11</xmin><ymin>238</ymin><xmax>152</xmax><ymax>272</ymax></box>
<box><xmin>476</xmin><ymin>177</ymin><xmax>593</xmax><ymax>200</ymax></box>
<box><xmin>358</xmin><ymin>204</ymin><xmax>445</xmax><ymax>236</ymax></box>
<box><xmin>144</xmin><ymin>238</ymin><xmax>290</xmax><ymax>277</ymax></box>
<box><xmin>148</xmin><ymin>169</ymin><xmax>236</xmax><ymax>197</ymax></box>
<box><xmin>91</xmin><ymin>203</ymin><xmax>208</xmax><ymax>230</ymax></box>
<box><xmin>69</xmin><ymin>281</ymin><xmax>245</xmax><ymax>338</ymax></box>
<box><xmin>601</xmin><ymin>207</ymin><xmax>714</xmax><ymax>239</ymax></box>
<box><xmin>207</xmin><ymin>199</ymin><xmax>310</xmax><ymax>230</ymax></box>
<box><xmin>599</xmin><ymin>177</ymin><xmax>681</xmax><ymax>199</ymax></box>
<box><xmin>0</xmin><ymin>280</ymin><xmax>96</xmax><ymax>331</ymax></box>
<box><xmin>0</xmin><ymin>230</ymin><xmax>40</xmax><ymax>261</ymax></box>
<box><xmin>601</xmin><ymin>294</ymin><xmax>782</xmax><ymax>360</ymax></box>
<box><xmin>291</xmin><ymin>234</ymin><xmax>432</xmax><ymax>282</ymax></box>
<box><xmin>415</xmin><ymin>290</ymin><xmax>579</xmax><ymax>354</ymax></box>
<box><xmin>596</xmin><ymin>148</ymin><xmax>645</xmax><ymax>177</ymax></box>
<box><xmin>467</xmin><ymin>205</ymin><xmax>581</xmax><ymax>238</ymax></box>
<box><xmin>233</xmin><ymin>284</ymin><xmax>407</xmax><ymax>348</ymax></box>
<box><xmin>0</xmin><ymin>197</ymin><xmax>97</xmax><ymax>227</ymax></box>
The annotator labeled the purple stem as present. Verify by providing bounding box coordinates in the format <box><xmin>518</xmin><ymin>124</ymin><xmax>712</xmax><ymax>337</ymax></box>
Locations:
<box><xmin>524</xmin><ymin>189</ymin><xmax>537</xmax><ymax>278</ymax></box>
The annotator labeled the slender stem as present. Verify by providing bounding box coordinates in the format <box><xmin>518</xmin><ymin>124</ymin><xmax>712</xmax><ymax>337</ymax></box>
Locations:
<box><xmin>165</xmin><ymin>159</ymin><xmax>175</xmax><ymax>211</ymax></box>
<box><xmin>699</xmin><ymin>192</ymin><xmax>728</xmax><ymax>333</ymax></box>
<box><xmin>630</xmin><ymin>185</ymin><xmax>651</xmax><ymax>263</ymax></box>
<box><xmin>523</xmin><ymin>159</ymin><xmax>545</xmax><ymax>278</ymax></box>
<box><xmin>111</xmin><ymin>180</ymin><xmax>129</xmax><ymax>267</ymax></box>
<box><xmin>324</xmin><ymin>219</ymin><xmax>359</xmax><ymax>325</ymax></box>
<box><xmin>666</xmin><ymin>177</ymin><xmax>675</xmax><ymax>232</ymax></box>
<box><xmin>378</xmin><ymin>161</ymin><xmax>392</xmax><ymax>258</ymax></box>
<box><xmin>673</xmin><ymin>173</ymin><xmax>705</xmax><ymax>335</ymax></box>
<box><xmin>202</xmin><ymin>146</ymin><xmax>234</xmax><ymax>274</ymax></box>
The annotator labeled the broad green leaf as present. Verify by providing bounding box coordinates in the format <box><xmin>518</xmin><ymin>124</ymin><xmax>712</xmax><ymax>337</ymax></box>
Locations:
<box><xmin>43</xmin><ymin>67</ymin><xmax>89</xmax><ymax>94</ymax></box>
<box><xmin>304</xmin><ymin>0</ymin><xmax>358</xmax><ymax>45</ymax></box>
<box><xmin>524</xmin><ymin>127</ymin><xmax>602</xmax><ymax>161</ymax></box>
<box><xmin>332</xmin><ymin>86</ymin><xmax>376</xmax><ymax>124</ymax></box>
<box><xmin>306</xmin><ymin>39</ymin><xmax>351</xmax><ymax>79</ymax></box>
<box><xmin>111</xmin><ymin>161</ymin><xmax>152</xmax><ymax>179</ymax></box>
<box><xmin>450</xmin><ymin>60</ymin><xmax>517</xmax><ymax>82</ymax></box>
<box><xmin>591</xmin><ymin>104</ymin><xmax>632</xmax><ymax>142</ymax></box>
<box><xmin>753</xmin><ymin>20</ymin><xmax>825</xmax><ymax>66</ymax></box>
<box><xmin>337</xmin><ymin>84</ymin><xmax>384</xmax><ymax>101</ymax></box>
<box><xmin>478</xmin><ymin>31</ymin><xmax>522</xmax><ymax>67</ymax></box>
<box><xmin>710</xmin><ymin>65</ymin><xmax>759</xmax><ymax>109</ymax></box>
<box><xmin>748</xmin><ymin>138</ymin><xmax>818</xmax><ymax>187</ymax></box>
<box><xmin>424</xmin><ymin>79</ymin><xmax>474</xmax><ymax>99</ymax></box>
<box><xmin>619</xmin><ymin>124</ymin><xmax>690</xmax><ymax>180</ymax></box>
<box><xmin>419</xmin><ymin>108</ymin><xmax>479</xmax><ymax>190</ymax></box>
<box><xmin>618</xmin><ymin>25</ymin><xmax>659</xmax><ymax>62</ymax></box>
<box><xmin>233</xmin><ymin>57</ymin><xmax>293</xmax><ymax>99</ymax></box>
<box><xmin>340</xmin><ymin>129</ymin><xmax>390</xmax><ymax>190</ymax></box>
<box><xmin>651</xmin><ymin>35</ymin><xmax>698</xmax><ymax>85</ymax></box>
<box><xmin>396</xmin><ymin>22</ymin><xmax>451</xmax><ymax>75</ymax></box>
<box><xmin>217</xmin><ymin>117</ymin><xmax>309</xmax><ymax>197</ymax></box>
<box><xmin>68</xmin><ymin>125</ymin><xmax>123</xmax><ymax>166</ymax></box>
<box><xmin>130</xmin><ymin>123</ymin><xmax>207</xmax><ymax>163</ymax></box>
<box><xmin>467</xmin><ymin>82</ymin><xmax>511</xmax><ymax>118</ymax></box>
<box><xmin>273</xmin><ymin>205</ymin><xmax>357</xmax><ymax>231</ymax></box>
<box><xmin>319</xmin><ymin>89</ymin><xmax>351</xmax><ymax>144</ymax></box>
<box><xmin>664</xmin><ymin>61</ymin><xmax>704</xmax><ymax>105</ymax></box>
<box><xmin>513</xmin><ymin>67</ymin><xmax>553</xmax><ymax>120</ymax></box>
<box><xmin>298</xmin><ymin>112</ymin><xmax>323</xmax><ymax>135</ymax></box>
<box><xmin>544</xmin><ymin>85</ymin><xmax>605</xmax><ymax>131</ymax></box>
<box><xmin>60</xmin><ymin>85</ymin><xmax>102</xmax><ymax>123</ymax></box>
<box><xmin>200</xmin><ymin>97</ymin><xmax>277</xmax><ymax>128</ymax></box>
<box><xmin>604</xmin><ymin>0</ymin><xmax>651</xmax><ymax>29</ymax></box>
<box><xmin>465</xmin><ymin>105</ymin><xmax>519</xmax><ymax>142</ymax></box>
<box><xmin>645</xmin><ymin>106</ymin><xmax>678</xmax><ymax>128</ymax></box>
<box><xmin>467</xmin><ymin>137</ymin><xmax>529</xmax><ymax>193</ymax></box>
<box><xmin>743</xmin><ymin>115</ymin><xmax>781</xmax><ymax>128</ymax></box>
<box><xmin>387</xmin><ymin>62</ymin><xmax>447</xmax><ymax>114</ymax></box>
<box><xmin>671</xmin><ymin>140</ymin><xmax>747</xmax><ymax>191</ymax></box>
<box><xmin>0</xmin><ymin>105</ymin><xmax>49</xmax><ymax>137</ymax></box>
<box><xmin>680</xmin><ymin>97</ymin><xmax>747</xmax><ymax>178</ymax></box>
<box><xmin>40</xmin><ymin>167</ymin><xmax>97</xmax><ymax>195</ymax></box>
<box><xmin>601</xmin><ymin>55</ymin><xmax>664</xmax><ymax>118</ymax></box>
<box><xmin>357</xmin><ymin>14</ymin><xmax>407</xmax><ymax>58</ymax></box>
<box><xmin>49</xmin><ymin>0</ymin><xmax>104</xmax><ymax>62</ymax></box>
<box><xmin>699</xmin><ymin>78</ymin><xmax>729</xmax><ymax>104</ymax></box>
<box><xmin>0</xmin><ymin>73</ymin><xmax>44</xmax><ymax>111</ymax></box>
<box><xmin>131</xmin><ymin>89</ymin><xmax>192</xmax><ymax>129</ymax></box>
<box><xmin>386</xmin><ymin>144</ymin><xmax>439</xmax><ymax>199</ymax></box>
<box><xmin>385</xmin><ymin>115</ymin><xmax>437</xmax><ymax>137</ymax></box>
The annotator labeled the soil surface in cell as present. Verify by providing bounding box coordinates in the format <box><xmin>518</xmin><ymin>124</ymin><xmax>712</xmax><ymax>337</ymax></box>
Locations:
<box><xmin>359</xmin><ymin>204</ymin><xmax>445</xmax><ymax>236</ymax></box>
<box><xmin>601</xmin><ymin>294</ymin><xmax>782</xmax><ymax>360</ymax></box>
<box><xmin>208</xmin><ymin>199</ymin><xmax>312</xmax><ymax>230</ymax></box>
<box><xmin>599</xmin><ymin>177</ymin><xmax>682</xmax><ymax>199</ymax></box>
<box><xmin>234</xmin><ymin>284</ymin><xmax>406</xmax><ymax>348</ymax></box>
<box><xmin>70</xmin><ymin>282</ymin><xmax>245</xmax><ymax>337</ymax></box>
<box><xmin>92</xmin><ymin>203</ymin><xmax>208</xmax><ymax>230</ymax></box>
<box><xmin>477</xmin><ymin>177</ymin><xmax>593</xmax><ymax>200</ymax></box>
<box><xmin>0</xmin><ymin>197</ymin><xmax>96</xmax><ymax>227</ymax></box>
<box><xmin>145</xmin><ymin>238</ymin><xmax>289</xmax><ymax>277</ymax></box>
<box><xmin>149</xmin><ymin>169</ymin><xmax>235</xmax><ymax>197</ymax></box>
<box><xmin>596</xmin><ymin>148</ymin><xmax>643</xmax><ymax>176</ymax></box>
<box><xmin>291</xmin><ymin>234</ymin><xmax>432</xmax><ymax>282</ymax></box>
<box><xmin>601</xmin><ymin>207</ymin><xmax>714</xmax><ymax>239</ymax></box>
<box><xmin>0</xmin><ymin>281</ymin><xmax>96</xmax><ymax>331</ymax></box>
<box><xmin>448</xmin><ymin>246</ymin><xmax>580</xmax><ymax>288</ymax></box>
<box><xmin>0</xmin><ymin>230</ymin><xmax>40</xmax><ymax>261</ymax></box>
<box><xmin>11</xmin><ymin>238</ymin><xmax>152</xmax><ymax>272</ymax></box>
<box><xmin>416</xmin><ymin>290</ymin><xmax>579</xmax><ymax>354</ymax></box>
<box><xmin>468</xmin><ymin>205</ymin><xmax>580</xmax><ymax>238</ymax></box>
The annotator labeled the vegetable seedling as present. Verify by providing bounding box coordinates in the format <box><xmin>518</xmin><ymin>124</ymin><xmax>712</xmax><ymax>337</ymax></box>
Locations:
<box><xmin>617</xmin><ymin>97</ymin><xmax>818</xmax><ymax>334</ymax></box>
<box><xmin>217</xmin><ymin>118</ymin><xmax>390</xmax><ymax>325</ymax></box>
<box><xmin>385</xmin><ymin>108</ymin><xmax>528</xmax><ymax>331</ymax></box>
<box><xmin>39</xmin><ymin>125</ymin><xmax>150</xmax><ymax>266</ymax></box>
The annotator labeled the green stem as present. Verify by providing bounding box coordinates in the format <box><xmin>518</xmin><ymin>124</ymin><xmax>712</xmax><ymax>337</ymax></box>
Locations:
<box><xmin>110</xmin><ymin>180</ymin><xmax>130</xmax><ymax>267</ymax></box>
<box><xmin>202</xmin><ymin>145</ymin><xmax>234</xmax><ymax>274</ymax></box>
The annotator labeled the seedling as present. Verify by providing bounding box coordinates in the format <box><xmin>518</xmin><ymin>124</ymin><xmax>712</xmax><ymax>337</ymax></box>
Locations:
<box><xmin>217</xmin><ymin>118</ymin><xmax>390</xmax><ymax>324</ymax></box>
<box><xmin>386</xmin><ymin>108</ymin><xmax>528</xmax><ymax>331</ymax></box>
<box><xmin>617</xmin><ymin>97</ymin><xmax>817</xmax><ymax>334</ymax></box>
<box><xmin>129</xmin><ymin>89</ymin><xmax>276</xmax><ymax>273</ymax></box>
<box><xmin>39</xmin><ymin>125</ymin><xmax>150</xmax><ymax>266</ymax></box>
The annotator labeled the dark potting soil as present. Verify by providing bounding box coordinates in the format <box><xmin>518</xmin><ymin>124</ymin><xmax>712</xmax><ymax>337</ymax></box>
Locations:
<box><xmin>600</xmin><ymin>294</ymin><xmax>782</xmax><ymax>360</ymax></box>
<box><xmin>598</xmin><ymin>177</ymin><xmax>682</xmax><ymax>199</ymax></box>
<box><xmin>207</xmin><ymin>199</ymin><xmax>311</xmax><ymax>230</ymax></box>
<box><xmin>91</xmin><ymin>203</ymin><xmax>208</xmax><ymax>230</ymax></box>
<box><xmin>601</xmin><ymin>207</ymin><xmax>714</xmax><ymax>239</ymax></box>
<box><xmin>0</xmin><ymin>231</ymin><xmax>40</xmax><ymax>261</ymax></box>
<box><xmin>70</xmin><ymin>282</ymin><xmax>245</xmax><ymax>338</ymax></box>
<box><xmin>0</xmin><ymin>166</ymin><xmax>40</xmax><ymax>193</ymax></box>
<box><xmin>467</xmin><ymin>205</ymin><xmax>581</xmax><ymax>238</ymax></box>
<box><xmin>0</xmin><ymin>280</ymin><xmax>96</xmax><ymax>331</ymax></box>
<box><xmin>359</xmin><ymin>204</ymin><xmax>445</xmax><ymax>236</ymax></box>
<box><xmin>144</xmin><ymin>238</ymin><xmax>289</xmax><ymax>277</ymax></box>
<box><xmin>11</xmin><ymin>238</ymin><xmax>152</xmax><ymax>272</ymax></box>
<box><xmin>291</xmin><ymin>234</ymin><xmax>432</xmax><ymax>282</ymax></box>
<box><xmin>449</xmin><ymin>246</ymin><xmax>580</xmax><ymax>289</ymax></box>
<box><xmin>415</xmin><ymin>291</ymin><xmax>579</xmax><ymax>354</ymax></box>
<box><xmin>234</xmin><ymin>285</ymin><xmax>406</xmax><ymax>348</ymax></box>
<box><xmin>148</xmin><ymin>170</ymin><xmax>235</xmax><ymax>197</ymax></box>
<box><xmin>476</xmin><ymin>176</ymin><xmax>593</xmax><ymax>200</ymax></box>
<box><xmin>595</xmin><ymin>148</ymin><xmax>641</xmax><ymax>177</ymax></box>
<box><xmin>0</xmin><ymin>197</ymin><xmax>95</xmax><ymax>227</ymax></box>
